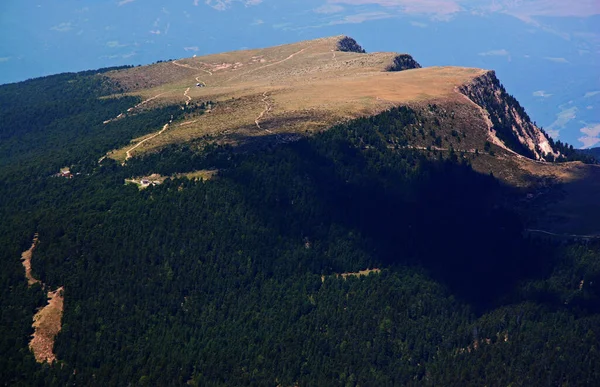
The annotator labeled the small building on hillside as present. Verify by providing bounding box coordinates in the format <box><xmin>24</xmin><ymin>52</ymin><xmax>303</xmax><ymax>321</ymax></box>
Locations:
<box><xmin>59</xmin><ymin>168</ymin><xmax>73</xmax><ymax>179</ymax></box>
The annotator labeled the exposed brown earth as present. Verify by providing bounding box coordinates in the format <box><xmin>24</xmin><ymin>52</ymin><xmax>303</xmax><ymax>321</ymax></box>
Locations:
<box><xmin>30</xmin><ymin>287</ymin><xmax>64</xmax><ymax>364</ymax></box>
<box><xmin>19</xmin><ymin>234</ymin><xmax>64</xmax><ymax>364</ymax></box>
<box><xmin>20</xmin><ymin>234</ymin><xmax>40</xmax><ymax>287</ymax></box>
<box><xmin>340</xmin><ymin>268</ymin><xmax>381</xmax><ymax>279</ymax></box>
<box><xmin>322</xmin><ymin>268</ymin><xmax>381</xmax><ymax>282</ymax></box>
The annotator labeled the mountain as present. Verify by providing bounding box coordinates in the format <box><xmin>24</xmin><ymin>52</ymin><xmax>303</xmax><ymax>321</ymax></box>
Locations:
<box><xmin>95</xmin><ymin>35</ymin><xmax>600</xmax><ymax>235</ymax></box>
<box><xmin>580</xmin><ymin>147</ymin><xmax>600</xmax><ymax>161</ymax></box>
<box><xmin>99</xmin><ymin>36</ymin><xmax>553</xmax><ymax>164</ymax></box>
<box><xmin>1</xmin><ymin>36</ymin><xmax>599</xmax><ymax>386</ymax></box>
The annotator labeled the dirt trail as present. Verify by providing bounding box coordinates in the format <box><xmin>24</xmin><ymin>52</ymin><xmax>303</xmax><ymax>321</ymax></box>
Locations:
<box><xmin>179</xmin><ymin>119</ymin><xmax>198</xmax><ymax>127</ymax></box>
<box><xmin>20</xmin><ymin>234</ymin><xmax>40</xmax><ymax>286</ymax></box>
<box><xmin>125</xmin><ymin>116</ymin><xmax>173</xmax><ymax>161</ymax></box>
<box><xmin>227</xmin><ymin>48</ymin><xmax>307</xmax><ymax>83</ymax></box>
<box><xmin>19</xmin><ymin>234</ymin><xmax>64</xmax><ymax>364</ymax></box>
<box><xmin>255</xmin><ymin>92</ymin><xmax>274</xmax><ymax>134</ymax></box>
<box><xmin>113</xmin><ymin>58</ymin><xmax>212</xmax><ymax>161</ymax></box>
<box><xmin>257</xmin><ymin>48</ymin><xmax>307</xmax><ymax>71</ymax></box>
<box><xmin>129</xmin><ymin>92</ymin><xmax>168</xmax><ymax>112</ymax></box>
<box><xmin>30</xmin><ymin>287</ymin><xmax>64</xmax><ymax>364</ymax></box>
<box><xmin>400</xmin><ymin>145</ymin><xmax>480</xmax><ymax>154</ymax></box>
<box><xmin>172</xmin><ymin>60</ymin><xmax>200</xmax><ymax>71</ymax></box>
<box><xmin>172</xmin><ymin>60</ymin><xmax>213</xmax><ymax>76</ymax></box>
<box><xmin>103</xmin><ymin>92</ymin><xmax>167</xmax><ymax>125</ymax></box>
<box><xmin>525</xmin><ymin>229</ymin><xmax>600</xmax><ymax>239</ymax></box>
<box><xmin>184</xmin><ymin>87</ymin><xmax>191</xmax><ymax>106</ymax></box>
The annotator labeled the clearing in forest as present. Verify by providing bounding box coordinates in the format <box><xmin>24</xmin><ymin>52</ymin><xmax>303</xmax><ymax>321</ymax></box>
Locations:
<box><xmin>19</xmin><ymin>234</ymin><xmax>64</xmax><ymax>364</ymax></box>
<box><xmin>322</xmin><ymin>268</ymin><xmax>381</xmax><ymax>282</ymax></box>
<box><xmin>20</xmin><ymin>233</ymin><xmax>40</xmax><ymax>287</ymax></box>
<box><xmin>30</xmin><ymin>287</ymin><xmax>64</xmax><ymax>364</ymax></box>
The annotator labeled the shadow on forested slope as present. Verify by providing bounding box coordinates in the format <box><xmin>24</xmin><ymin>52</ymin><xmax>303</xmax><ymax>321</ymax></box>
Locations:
<box><xmin>127</xmin><ymin>108</ymin><xmax>553</xmax><ymax>311</ymax></box>
<box><xmin>217</xmin><ymin>134</ymin><xmax>546</xmax><ymax>311</ymax></box>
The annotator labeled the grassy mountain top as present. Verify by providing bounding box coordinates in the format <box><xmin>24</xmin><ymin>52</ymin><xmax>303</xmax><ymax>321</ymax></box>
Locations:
<box><xmin>100</xmin><ymin>36</ymin><xmax>479</xmax><ymax>162</ymax></box>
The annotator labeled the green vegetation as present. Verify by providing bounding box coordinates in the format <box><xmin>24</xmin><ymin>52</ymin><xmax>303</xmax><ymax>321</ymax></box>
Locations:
<box><xmin>549</xmin><ymin>139</ymin><xmax>598</xmax><ymax>163</ymax></box>
<box><xmin>337</xmin><ymin>36</ymin><xmax>366</xmax><ymax>53</ymax></box>
<box><xmin>0</xmin><ymin>68</ymin><xmax>598</xmax><ymax>386</ymax></box>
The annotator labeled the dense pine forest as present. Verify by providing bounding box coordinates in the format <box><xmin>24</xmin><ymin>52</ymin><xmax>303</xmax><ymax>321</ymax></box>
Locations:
<box><xmin>1</xmin><ymin>69</ymin><xmax>599</xmax><ymax>386</ymax></box>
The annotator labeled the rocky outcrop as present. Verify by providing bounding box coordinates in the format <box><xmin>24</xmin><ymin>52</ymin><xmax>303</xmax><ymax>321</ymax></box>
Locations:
<box><xmin>459</xmin><ymin>71</ymin><xmax>559</xmax><ymax>160</ymax></box>
<box><xmin>337</xmin><ymin>36</ymin><xmax>366</xmax><ymax>53</ymax></box>
<box><xmin>386</xmin><ymin>54</ymin><xmax>422</xmax><ymax>71</ymax></box>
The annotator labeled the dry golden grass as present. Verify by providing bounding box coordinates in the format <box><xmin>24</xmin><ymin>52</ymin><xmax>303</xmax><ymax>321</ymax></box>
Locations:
<box><xmin>322</xmin><ymin>268</ymin><xmax>381</xmax><ymax>282</ymax></box>
<box><xmin>104</xmin><ymin>36</ymin><xmax>487</xmax><ymax>161</ymax></box>
<box><xmin>177</xmin><ymin>170</ymin><xmax>218</xmax><ymax>181</ymax></box>
<box><xmin>30</xmin><ymin>287</ymin><xmax>64</xmax><ymax>364</ymax></box>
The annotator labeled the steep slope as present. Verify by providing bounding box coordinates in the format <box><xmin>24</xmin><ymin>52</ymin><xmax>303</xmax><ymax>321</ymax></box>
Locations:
<box><xmin>459</xmin><ymin>71</ymin><xmax>558</xmax><ymax>160</ymax></box>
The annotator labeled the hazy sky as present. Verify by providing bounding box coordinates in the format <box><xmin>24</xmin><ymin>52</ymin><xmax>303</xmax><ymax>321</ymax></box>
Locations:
<box><xmin>1</xmin><ymin>0</ymin><xmax>598</xmax><ymax>147</ymax></box>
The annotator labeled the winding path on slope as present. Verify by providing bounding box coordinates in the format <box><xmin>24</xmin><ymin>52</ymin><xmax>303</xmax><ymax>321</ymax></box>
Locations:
<box><xmin>226</xmin><ymin>48</ymin><xmax>308</xmax><ymax>83</ymax></box>
<box><xmin>103</xmin><ymin>92</ymin><xmax>168</xmax><ymax>125</ymax></box>
<box><xmin>129</xmin><ymin>92</ymin><xmax>167</xmax><ymax>111</ymax></box>
<box><xmin>125</xmin><ymin>116</ymin><xmax>173</xmax><ymax>161</ymax></box>
<box><xmin>172</xmin><ymin>59</ymin><xmax>215</xmax><ymax>106</ymax></box>
<box><xmin>255</xmin><ymin>92</ymin><xmax>274</xmax><ymax>134</ymax></box>
<box><xmin>525</xmin><ymin>229</ymin><xmax>600</xmax><ymax>240</ymax></box>
<box><xmin>184</xmin><ymin>87</ymin><xmax>191</xmax><ymax>106</ymax></box>
<box><xmin>172</xmin><ymin>60</ymin><xmax>213</xmax><ymax>76</ymax></box>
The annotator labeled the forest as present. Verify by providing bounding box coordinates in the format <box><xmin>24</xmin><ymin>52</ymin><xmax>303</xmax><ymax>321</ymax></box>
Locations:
<box><xmin>0</xmin><ymin>69</ymin><xmax>598</xmax><ymax>386</ymax></box>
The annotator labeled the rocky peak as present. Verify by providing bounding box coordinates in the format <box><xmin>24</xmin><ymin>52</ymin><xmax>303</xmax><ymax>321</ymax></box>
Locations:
<box><xmin>336</xmin><ymin>36</ymin><xmax>367</xmax><ymax>53</ymax></box>
<box><xmin>386</xmin><ymin>54</ymin><xmax>422</xmax><ymax>72</ymax></box>
<box><xmin>459</xmin><ymin>70</ymin><xmax>559</xmax><ymax>161</ymax></box>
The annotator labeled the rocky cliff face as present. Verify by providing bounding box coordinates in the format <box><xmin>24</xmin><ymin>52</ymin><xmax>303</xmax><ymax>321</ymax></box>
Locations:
<box><xmin>337</xmin><ymin>36</ymin><xmax>367</xmax><ymax>53</ymax></box>
<box><xmin>459</xmin><ymin>70</ymin><xmax>559</xmax><ymax>161</ymax></box>
<box><xmin>386</xmin><ymin>54</ymin><xmax>422</xmax><ymax>72</ymax></box>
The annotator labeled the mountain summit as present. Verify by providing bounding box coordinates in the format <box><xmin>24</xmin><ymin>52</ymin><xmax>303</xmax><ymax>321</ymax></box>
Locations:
<box><xmin>102</xmin><ymin>36</ymin><xmax>556</xmax><ymax>164</ymax></box>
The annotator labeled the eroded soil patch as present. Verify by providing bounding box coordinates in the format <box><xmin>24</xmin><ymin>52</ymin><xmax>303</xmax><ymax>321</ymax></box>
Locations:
<box><xmin>20</xmin><ymin>234</ymin><xmax>64</xmax><ymax>364</ymax></box>
<box><xmin>30</xmin><ymin>287</ymin><xmax>64</xmax><ymax>364</ymax></box>
<box><xmin>20</xmin><ymin>233</ymin><xmax>40</xmax><ymax>286</ymax></box>
<box><xmin>322</xmin><ymin>268</ymin><xmax>381</xmax><ymax>282</ymax></box>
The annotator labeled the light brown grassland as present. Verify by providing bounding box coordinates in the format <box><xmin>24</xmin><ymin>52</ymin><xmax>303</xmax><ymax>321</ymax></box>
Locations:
<box><xmin>105</xmin><ymin>36</ymin><xmax>485</xmax><ymax>161</ymax></box>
